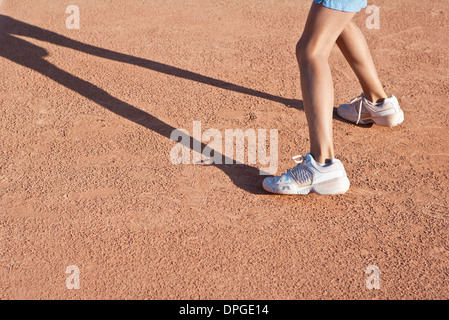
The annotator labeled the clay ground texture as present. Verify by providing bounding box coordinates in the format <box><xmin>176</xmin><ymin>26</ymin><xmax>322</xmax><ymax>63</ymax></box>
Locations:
<box><xmin>0</xmin><ymin>0</ymin><xmax>448</xmax><ymax>299</ymax></box>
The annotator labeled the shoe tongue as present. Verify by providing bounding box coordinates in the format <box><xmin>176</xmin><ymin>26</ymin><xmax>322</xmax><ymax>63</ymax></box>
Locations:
<box><xmin>305</xmin><ymin>153</ymin><xmax>313</xmax><ymax>163</ymax></box>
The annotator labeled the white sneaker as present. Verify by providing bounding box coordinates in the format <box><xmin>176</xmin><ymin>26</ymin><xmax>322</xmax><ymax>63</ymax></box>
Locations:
<box><xmin>337</xmin><ymin>93</ymin><xmax>404</xmax><ymax>126</ymax></box>
<box><xmin>262</xmin><ymin>153</ymin><xmax>350</xmax><ymax>195</ymax></box>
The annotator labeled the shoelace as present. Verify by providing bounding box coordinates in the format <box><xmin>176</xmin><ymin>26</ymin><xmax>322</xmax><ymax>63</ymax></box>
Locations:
<box><xmin>292</xmin><ymin>155</ymin><xmax>305</xmax><ymax>164</ymax></box>
<box><xmin>349</xmin><ymin>94</ymin><xmax>364</xmax><ymax>125</ymax></box>
<box><xmin>283</xmin><ymin>155</ymin><xmax>305</xmax><ymax>175</ymax></box>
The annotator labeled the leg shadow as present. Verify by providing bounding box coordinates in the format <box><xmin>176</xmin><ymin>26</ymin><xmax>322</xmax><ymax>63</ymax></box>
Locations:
<box><xmin>0</xmin><ymin>14</ymin><xmax>303</xmax><ymax>111</ymax></box>
<box><xmin>0</xmin><ymin>17</ymin><xmax>296</xmax><ymax>194</ymax></box>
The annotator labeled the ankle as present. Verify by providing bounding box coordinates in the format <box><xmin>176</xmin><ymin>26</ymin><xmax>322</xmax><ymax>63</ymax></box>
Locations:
<box><xmin>310</xmin><ymin>151</ymin><xmax>334</xmax><ymax>165</ymax></box>
<box><xmin>363</xmin><ymin>92</ymin><xmax>388</xmax><ymax>104</ymax></box>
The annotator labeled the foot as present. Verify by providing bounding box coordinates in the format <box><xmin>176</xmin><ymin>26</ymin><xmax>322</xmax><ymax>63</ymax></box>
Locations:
<box><xmin>262</xmin><ymin>153</ymin><xmax>350</xmax><ymax>195</ymax></box>
<box><xmin>337</xmin><ymin>93</ymin><xmax>404</xmax><ymax>126</ymax></box>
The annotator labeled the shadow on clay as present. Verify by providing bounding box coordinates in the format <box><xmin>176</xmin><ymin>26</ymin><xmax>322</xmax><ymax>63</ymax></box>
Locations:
<box><xmin>0</xmin><ymin>14</ymin><xmax>305</xmax><ymax>195</ymax></box>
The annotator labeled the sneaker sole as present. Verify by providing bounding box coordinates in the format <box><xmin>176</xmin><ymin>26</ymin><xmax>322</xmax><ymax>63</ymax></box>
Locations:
<box><xmin>337</xmin><ymin>108</ymin><xmax>404</xmax><ymax>127</ymax></box>
<box><xmin>263</xmin><ymin>176</ymin><xmax>350</xmax><ymax>195</ymax></box>
<box><xmin>362</xmin><ymin>109</ymin><xmax>404</xmax><ymax>127</ymax></box>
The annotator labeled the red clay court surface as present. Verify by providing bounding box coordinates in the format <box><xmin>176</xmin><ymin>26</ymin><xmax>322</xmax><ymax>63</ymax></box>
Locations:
<box><xmin>0</xmin><ymin>0</ymin><xmax>448</xmax><ymax>299</ymax></box>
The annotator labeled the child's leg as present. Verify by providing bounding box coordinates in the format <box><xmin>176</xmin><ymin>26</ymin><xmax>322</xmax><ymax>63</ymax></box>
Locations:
<box><xmin>336</xmin><ymin>21</ymin><xmax>387</xmax><ymax>103</ymax></box>
<box><xmin>296</xmin><ymin>3</ymin><xmax>356</xmax><ymax>164</ymax></box>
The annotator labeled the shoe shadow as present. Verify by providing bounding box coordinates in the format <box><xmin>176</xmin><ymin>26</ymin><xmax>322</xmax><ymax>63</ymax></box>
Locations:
<box><xmin>332</xmin><ymin>107</ymin><xmax>374</xmax><ymax>128</ymax></box>
<box><xmin>0</xmin><ymin>15</ymin><xmax>301</xmax><ymax>194</ymax></box>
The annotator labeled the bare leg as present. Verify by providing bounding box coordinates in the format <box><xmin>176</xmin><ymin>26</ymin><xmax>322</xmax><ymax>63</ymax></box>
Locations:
<box><xmin>296</xmin><ymin>3</ymin><xmax>356</xmax><ymax>164</ymax></box>
<box><xmin>336</xmin><ymin>21</ymin><xmax>387</xmax><ymax>103</ymax></box>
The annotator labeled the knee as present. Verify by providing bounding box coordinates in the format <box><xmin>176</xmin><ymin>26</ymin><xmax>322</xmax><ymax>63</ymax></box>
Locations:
<box><xmin>295</xmin><ymin>38</ymin><xmax>328</xmax><ymax>66</ymax></box>
<box><xmin>295</xmin><ymin>38</ymin><xmax>305</xmax><ymax>63</ymax></box>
